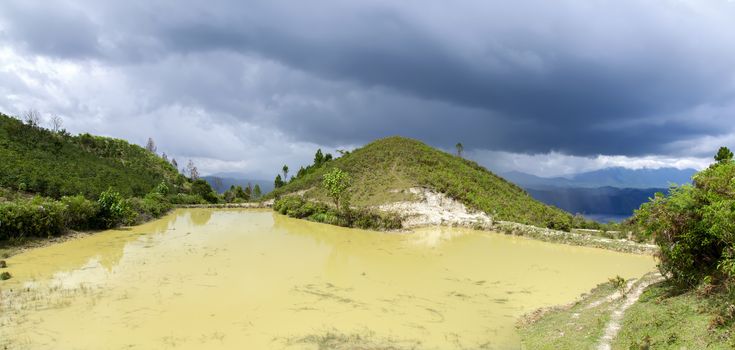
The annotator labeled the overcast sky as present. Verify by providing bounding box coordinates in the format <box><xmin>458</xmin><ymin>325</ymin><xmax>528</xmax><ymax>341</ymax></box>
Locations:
<box><xmin>1</xmin><ymin>0</ymin><xmax>733</xmax><ymax>178</ymax></box>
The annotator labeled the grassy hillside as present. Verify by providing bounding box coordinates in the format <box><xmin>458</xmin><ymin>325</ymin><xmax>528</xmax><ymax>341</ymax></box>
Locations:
<box><xmin>269</xmin><ymin>136</ymin><xmax>573</xmax><ymax>228</ymax></box>
<box><xmin>0</xmin><ymin>113</ymin><xmax>185</xmax><ymax>198</ymax></box>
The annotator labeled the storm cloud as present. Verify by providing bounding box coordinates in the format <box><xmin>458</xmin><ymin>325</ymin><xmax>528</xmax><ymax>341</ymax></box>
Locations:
<box><xmin>0</xmin><ymin>0</ymin><xmax>733</xmax><ymax>177</ymax></box>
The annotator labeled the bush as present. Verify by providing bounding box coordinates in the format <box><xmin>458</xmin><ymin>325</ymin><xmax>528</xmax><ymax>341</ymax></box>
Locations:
<box><xmin>191</xmin><ymin>179</ymin><xmax>219</xmax><ymax>203</ymax></box>
<box><xmin>0</xmin><ymin>197</ymin><xmax>66</xmax><ymax>240</ymax></box>
<box><xmin>97</xmin><ymin>188</ymin><xmax>133</xmax><ymax>228</ymax></box>
<box><xmin>168</xmin><ymin>193</ymin><xmax>206</xmax><ymax>205</ymax></box>
<box><xmin>635</xmin><ymin>158</ymin><xmax>735</xmax><ymax>287</ymax></box>
<box><xmin>273</xmin><ymin>196</ymin><xmax>402</xmax><ymax>230</ymax></box>
<box><xmin>60</xmin><ymin>195</ymin><xmax>99</xmax><ymax>230</ymax></box>
<box><xmin>141</xmin><ymin>192</ymin><xmax>172</xmax><ymax>218</ymax></box>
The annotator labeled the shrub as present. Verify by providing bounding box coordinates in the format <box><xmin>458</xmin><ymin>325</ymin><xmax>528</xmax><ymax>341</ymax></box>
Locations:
<box><xmin>97</xmin><ymin>188</ymin><xmax>133</xmax><ymax>228</ymax></box>
<box><xmin>168</xmin><ymin>193</ymin><xmax>206</xmax><ymax>205</ymax></box>
<box><xmin>141</xmin><ymin>192</ymin><xmax>172</xmax><ymax>218</ymax></box>
<box><xmin>60</xmin><ymin>195</ymin><xmax>99</xmax><ymax>230</ymax></box>
<box><xmin>634</xmin><ymin>157</ymin><xmax>735</xmax><ymax>287</ymax></box>
<box><xmin>273</xmin><ymin>196</ymin><xmax>402</xmax><ymax>230</ymax></box>
<box><xmin>0</xmin><ymin>197</ymin><xmax>66</xmax><ymax>240</ymax></box>
<box><xmin>0</xmin><ymin>271</ymin><xmax>11</xmax><ymax>280</ymax></box>
<box><xmin>191</xmin><ymin>179</ymin><xmax>219</xmax><ymax>203</ymax></box>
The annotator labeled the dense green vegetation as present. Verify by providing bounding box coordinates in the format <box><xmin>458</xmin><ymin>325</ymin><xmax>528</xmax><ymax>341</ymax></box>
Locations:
<box><xmin>0</xmin><ymin>112</ymin><xmax>220</xmax><ymax>246</ymax></box>
<box><xmin>273</xmin><ymin>196</ymin><xmax>402</xmax><ymax>231</ymax></box>
<box><xmin>269</xmin><ymin>136</ymin><xmax>574</xmax><ymax>229</ymax></box>
<box><xmin>635</xmin><ymin>147</ymin><xmax>735</xmax><ymax>288</ymax></box>
<box><xmin>0</xmin><ymin>113</ymin><xmax>185</xmax><ymax>198</ymax></box>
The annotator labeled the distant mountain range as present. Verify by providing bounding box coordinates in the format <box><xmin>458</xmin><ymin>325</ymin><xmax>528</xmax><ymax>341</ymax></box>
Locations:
<box><xmin>502</xmin><ymin>167</ymin><xmax>696</xmax><ymax>222</ymax></box>
<box><xmin>202</xmin><ymin>174</ymin><xmax>274</xmax><ymax>194</ymax></box>
<box><xmin>502</xmin><ymin>167</ymin><xmax>696</xmax><ymax>189</ymax></box>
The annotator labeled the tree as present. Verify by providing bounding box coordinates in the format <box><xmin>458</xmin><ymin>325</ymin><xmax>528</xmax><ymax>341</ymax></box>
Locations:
<box><xmin>282</xmin><ymin>165</ymin><xmax>289</xmax><ymax>181</ymax></box>
<box><xmin>314</xmin><ymin>149</ymin><xmax>324</xmax><ymax>166</ymax></box>
<box><xmin>324</xmin><ymin>153</ymin><xmax>333</xmax><ymax>162</ymax></box>
<box><xmin>171</xmin><ymin>158</ymin><xmax>178</xmax><ymax>170</ymax></box>
<box><xmin>244</xmin><ymin>183</ymin><xmax>253</xmax><ymax>200</ymax></box>
<box><xmin>186</xmin><ymin>160</ymin><xmax>199</xmax><ymax>180</ymax></box>
<box><xmin>714</xmin><ymin>146</ymin><xmax>733</xmax><ymax>164</ymax></box>
<box><xmin>50</xmin><ymin>114</ymin><xmax>63</xmax><ymax>132</ymax></box>
<box><xmin>145</xmin><ymin>137</ymin><xmax>157</xmax><ymax>154</ymax></box>
<box><xmin>161</xmin><ymin>152</ymin><xmax>168</xmax><ymax>162</ymax></box>
<box><xmin>191</xmin><ymin>179</ymin><xmax>217</xmax><ymax>203</ymax></box>
<box><xmin>253</xmin><ymin>184</ymin><xmax>262</xmax><ymax>199</ymax></box>
<box><xmin>456</xmin><ymin>142</ymin><xmax>464</xmax><ymax>158</ymax></box>
<box><xmin>322</xmin><ymin>168</ymin><xmax>351</xmax><ymax>208</ymax></box>
<box><xmin>296</xmin><ymin>166</ymin><xmax>306</xmax><ymax>179</ymax></box>
<box><xmin>23</xmin><ymin>109</ymin><xmax>41</xmax><ymax>127</ymax></box>
<box><xmin>274</xmin><ymin>174</ymin><xmax>284</xmax><ymax>188</ymax></box>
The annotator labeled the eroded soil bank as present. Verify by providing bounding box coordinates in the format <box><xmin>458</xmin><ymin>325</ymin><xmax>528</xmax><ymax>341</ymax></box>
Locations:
<box><xmin>1</xmin><ymin>209</ymin><xmax>655</xmax><ymax>349</ymax></box>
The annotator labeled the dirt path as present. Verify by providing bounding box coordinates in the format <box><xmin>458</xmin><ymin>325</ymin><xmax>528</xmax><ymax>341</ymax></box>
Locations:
<box><xmin>597</xmin><ymin>273</ymin><xmax>664</xmax><ymax>350</ymax></box>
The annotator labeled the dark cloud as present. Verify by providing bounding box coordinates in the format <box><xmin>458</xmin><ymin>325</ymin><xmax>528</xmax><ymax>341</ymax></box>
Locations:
<box><xmin>1</xmin><ymin>0</ymin><xmax>734</xmax><ymax>159</ymax></box>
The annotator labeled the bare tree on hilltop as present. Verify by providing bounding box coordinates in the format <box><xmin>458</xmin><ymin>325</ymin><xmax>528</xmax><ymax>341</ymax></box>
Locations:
<box><xmin>50</xmin><ymin>114</ymin><xmax>63</xmax><ymax>132</ymax></box>
<box><xmin>145</xmin><ymin>137</ymin><xmax>157</xmax><ymax>154</ymax></box>
<box><xmin>23</xmin><ymin>109</ymin><xmax>41</xmax><ymax>127</ymax></box>
<box><xmin>186</xmin><ymin>160</ymin><xmax>199</xmax><ymax>180</ymax></box>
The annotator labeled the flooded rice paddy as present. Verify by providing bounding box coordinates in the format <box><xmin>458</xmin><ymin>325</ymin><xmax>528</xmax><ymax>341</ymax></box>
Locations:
<box><xmin>0</xmin><ymin>209</ymin><xmax>655</xmax><ymax>349</ymax></box>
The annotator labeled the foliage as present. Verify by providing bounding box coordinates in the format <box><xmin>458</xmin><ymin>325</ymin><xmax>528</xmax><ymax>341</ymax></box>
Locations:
<box><xmin>273</xmin><ymin>196</ymin><xmax>401</xmax><ymax>231</ymax></box>
<box><xmin>0</xmin><ymin>186</ymin><xmax>178</xmax><ymax>242</ymax></box>
<box><xmin>0</xmin><ymin>196</ymin><xmax>67</xmax><ymax>240</ymax></box>
<box><xmin>715</xmin><ymin>146</ymin><xmax>733</xmax><ymax>164</ymax></box>
<box><xmin>97</xmin><ymin>188</ymin><xmax>134</xmax><ymax>228</ymax></box>
<box><xmin>190</xmin><ymin>179</ymin><xmax>218</xmax><ymax>203</ymax></box>
<box><xmin>223</xmin><ymin>184</ymin><xmax>251</xmax><ymax>203</ymax></box>
<box><xmin>267</xmin><ymin>136</ymin><xmax>572</xmax><ymax>228</ymax></box>
<box><xmin>0</xmin><ymin>113</ymin><xmax>185</xmax><ymax>198</ymax></box>
<box><xmin>253</xmin><ymin>184</ymin><xmax>262</xmax><ymax>199</ymax></box>
<box><xmin>274</xmin><ymin>174</ymin><xmax>285</xmax><ymax>189</ymax></box>
<box><xmin>168</xmin><ymin>193</ymin><xmax>207</xmax><ymax>205</ymax></box>
<box><xmin>60</xmin><ymin>195</ymin><xmax>99</xmax><ymax>230</ymax></box>
<box><xmin>634</xmin><ymin>153</ymin><xmax>735</xmax><ymax>287</ymax></box>
<box><xmin>322</xmin><ymin>168</ymin><xmax>351</xmax><ymax>207</ymax></box>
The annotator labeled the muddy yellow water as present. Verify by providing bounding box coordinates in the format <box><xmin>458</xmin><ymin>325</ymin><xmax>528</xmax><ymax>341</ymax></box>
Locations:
<box><xmin>0</xmin><ymin>209</ymin><xmax>655</xmax><ymax>349</ymax></box>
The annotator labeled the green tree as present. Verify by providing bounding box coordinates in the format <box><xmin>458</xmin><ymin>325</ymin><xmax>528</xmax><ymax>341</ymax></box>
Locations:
<box><xmin>455</xmin><ymin>142</ymin><xmax>464</xmax><ymax>158</ymax></box>
<box><xmin>274</xmin><ymin>174</ymin><xmax>284</xmax><ymax>188</ymax></box>
<box><xmin>191</xmin><ymin>179</ymin><xmax>218</xmax><ymax>203</ymax></box>
<box><xmin>322</xmin><ymin>168</ymin><xmax>351</xmax><ymax>208</ymax></box>
<box><xmin>314</xmin><ymin>149</ymin><xmax>324</xmax><ymax>166</ymax></box>
<box><xmin>282</xmin><ymin>165</ymin><xmax>289</xmax><ymax>181</ymax></box>
<box><xmin>714</xmin><ymin>146</ymin><xmax>733</xmax><ymax>163</ymax></box>
<box><xmin>253</xmin><ymin>184</ymin><xmax>262</xmax><ymax>199</ymax></box>
<box><xmin>244</xmin><ymin>183</ymin><xmax>253</xmax><ymax>200</ymax></box>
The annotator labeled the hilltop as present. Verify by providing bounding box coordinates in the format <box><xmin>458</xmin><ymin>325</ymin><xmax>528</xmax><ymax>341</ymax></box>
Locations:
<box><xmin>269</xmin><ymin>136</ymin><xmax>573</xmax><ymax>229</ymax></box>
<box><xmin>0</xmin><ymin>113</ymin><xmax>185</xmax><ymax>198</ymax></box>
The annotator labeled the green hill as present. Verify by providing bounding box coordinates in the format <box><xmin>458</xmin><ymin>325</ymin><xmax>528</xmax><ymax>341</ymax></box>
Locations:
<box><xmin>0</xmin><ymin>113</ymin><xmax>185</xmax><ymax>198</ymax></box>
<box><xmin>269</xmin><ymin>136</ymin><xmax>573</xmax><ymax>229</ymax></box>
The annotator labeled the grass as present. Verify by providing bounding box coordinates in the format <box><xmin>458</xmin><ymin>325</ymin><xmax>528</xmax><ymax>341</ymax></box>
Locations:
<box><xmin>268</xmin><ymin>136</ymin><xmax>573</xmax><ymax>229</ymax></box>
<box><xmin>613</xmin><ymin>282</ymin><xmax>735</xmax><ymax>349</ymax></box>
<box><xmin>519</xmin><ymin>274</ymin><xmax>735</xmax><ymax>349</ymax></box>
<box><xmin>517</xmin><ymin>280</ymin><xmax>617</xmax><ymax>349</ymax></box>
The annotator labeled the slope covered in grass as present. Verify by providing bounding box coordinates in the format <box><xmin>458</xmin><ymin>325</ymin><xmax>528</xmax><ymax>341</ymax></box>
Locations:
<box><xmin>0</xmin><ymin>113</ymin><xmax>185</xmax><ymax>198</ymax></box>
<box><xmin>269</xmin><ymin>136</ymin><xmax>572</xmax><ymax>228</ymax></box>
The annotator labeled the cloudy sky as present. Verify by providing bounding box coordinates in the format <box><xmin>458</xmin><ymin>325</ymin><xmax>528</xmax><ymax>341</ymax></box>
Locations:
<box><xmin>1</xmin><ymin>0</ymin><xmax>733</xmax><ymax>179</ymax></box>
